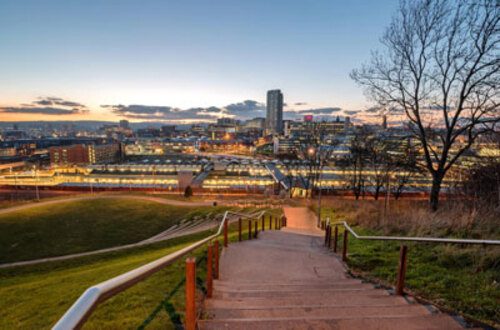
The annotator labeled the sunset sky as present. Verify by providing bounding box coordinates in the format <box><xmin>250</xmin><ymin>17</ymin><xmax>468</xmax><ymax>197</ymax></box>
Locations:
<box><xmin>0</xmin><ymin>0</ymin><xmax>399</xmax><ymax>123</ymax></box>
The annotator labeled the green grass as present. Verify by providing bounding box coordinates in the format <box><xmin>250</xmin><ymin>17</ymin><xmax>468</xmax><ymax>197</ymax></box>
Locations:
<box><xmin>0</xmin><ymin>198</ymin><xmax>227</xmax><ymax>263</ymax></box>
<box><xmin>319</xmin><ymin>205</ymin><xmax>500</xmax><ymax>327</ymax></box>
<box><xmin>0</xmin><ymin>207</ymin><xmax>281</xmax><ymax>329</ymax></box>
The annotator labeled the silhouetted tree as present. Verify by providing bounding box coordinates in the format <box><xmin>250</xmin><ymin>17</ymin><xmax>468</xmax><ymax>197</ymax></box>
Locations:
<box><xmin>184</xmin><ymin>185</ymin><xmax>193</xmax><ymax>198</ymax></box>
<box><xmin>352</xmin><ymin>0</ymin><xmax>499</xmax><ymax>211</ymax></box>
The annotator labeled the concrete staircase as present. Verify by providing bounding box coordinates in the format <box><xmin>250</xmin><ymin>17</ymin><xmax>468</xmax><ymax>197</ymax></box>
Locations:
<box><xmin>199</xmin><ymin>207</ymin><xmax>465</xmax><ymax>330</ymax></box>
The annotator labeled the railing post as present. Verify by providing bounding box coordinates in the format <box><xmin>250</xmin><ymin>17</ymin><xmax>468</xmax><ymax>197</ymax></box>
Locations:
<box><xmin>207</xmin><ymin>243</ymin><xmax>213</xmax><ymax>298</ymax></box>
<box><xmin>269</xmin><ymin>215</ymin><xmax>272</xmax><ymax>230</ymax></box>
<box><xmin>185</xmin><ymin>257</ymin><xmax>196</xmax><ymax>330</ymax></box>
<box><xmin>214</xmin><ymin>240</ymin><xmax>219</xmax><ymax>280</ymax></box>
<box><xmin>223</xmin><ymin>220</ymin><xmax>228</xmax><ymax>248</ymax></box>
<box><xmin>261</xmin><ymin>216</ymin><xmax>265</xmax><ymax>232</ymax></box>
<box><xmin>248</xmin><ymin>220</ymin><xmax>252</xmax><ymax>240</ymax></box>
<box><xmin>324</xmin><ymin>225</ymin><xmax>329</xmax><ymax>246</ymax></box>
<box><xmin>254</xmin><ymin>220</ymin><xmax>258</xmax><ymax>238</ymax></box>
<box><xmin>238</xmin><ymin>218</ymin><xmax>242</xmax><ymax>242</ymax></box>
<box><xmin>396</xmin><ymin>245</ymin><xmax>408</xmax><ymax>295</ymax></box>
<box><xmin>274</xmin><ymin>217</ymin><xmax>277</xmax><ymax>230</ymax></box>
<box><xmin>333</xmin><ymin>225</ymin><xmax>338</xmax><ymax>253</ymax></box>
<box><xmin>327</xmin><ymin>226</ymin><xmax>332</xmax><ymax>249</ymax></box>
<box><xmin>342</xmin><ymin>230</ymin><xmax>348</xmax><ymax>262</ymax></box>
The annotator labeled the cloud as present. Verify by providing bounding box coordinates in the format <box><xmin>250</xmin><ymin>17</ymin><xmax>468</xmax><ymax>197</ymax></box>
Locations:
<box><xmin>0</xmin><ymin>107</ymin><xmax>86</xmax><ymax>115</ymax></box>
<box><xmin>294</xmin><ymin>102</ymin><xmax>307</xmax><ymax>106</ymax></box>
<box><xmin>224</xmin><ymin>100</ymin><xmax>265</xmax><ymax>118</ymax></box>
<box><xmin>103</xmin><ymin>104</ymin><xmax>223</xmax><ymax>121</ymax></box>
<box><xmin>0</xmin><ymin>97</ymin><xmax>89</xmax><ymax>115</ymax></box>
<box><xmin>33</xmin><ymin>97</ymin><xmax>86</xmax><ymax>109</ymax></box>
<box><xmin>343</xmin><ymin>110</ymin><xmax>361</xmax><ymax>116</ymax></box>
<box><xmin>104</xmin><ymin>99</ymin><xmax>268</xmax><ymax>121</ymax></box>
<box><xmin>364</xmin><ymin>107</ymin><xmax>381</xmax><ymax>113</ymax></box>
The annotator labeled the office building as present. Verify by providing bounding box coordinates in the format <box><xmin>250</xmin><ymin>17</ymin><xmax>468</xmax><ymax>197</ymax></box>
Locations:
<box><xmin>266</xmin><ymin>89</ymin><xmax>283</xmax><ymax>135</ymax></box>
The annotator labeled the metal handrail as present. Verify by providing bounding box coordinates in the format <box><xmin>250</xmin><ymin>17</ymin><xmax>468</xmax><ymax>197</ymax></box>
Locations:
<box><xmin>53</xmin><ymin>210</ymin><xmax>267</xmax><ymax>330</ymax></box>
<box><xmin>331</xmin><ymin>221</ymin><xmax>500</xmax><ymax>245</ymax></box>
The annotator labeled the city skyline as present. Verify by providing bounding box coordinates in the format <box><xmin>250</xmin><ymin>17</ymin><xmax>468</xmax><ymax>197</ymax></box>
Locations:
<box><xmin>0</xmin><ymin>0</ymin><xmax>399</xmax><ymax>123</ymax></box>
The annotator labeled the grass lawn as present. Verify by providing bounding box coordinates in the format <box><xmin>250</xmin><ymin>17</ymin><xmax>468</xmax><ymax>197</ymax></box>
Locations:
<box><xmin>319</xmin><ymin>205</ymin><xmax>500</xmax><ymax>327</ymax></box>
<box><xmin>0</xmin><ymin>207</ymin><xmax>282</xmax><ymax>329</ymax></box>
<box><xmin>0</xmin><ymin>198</ymin><xmax>228</xmax><ymax>263</ymax></box>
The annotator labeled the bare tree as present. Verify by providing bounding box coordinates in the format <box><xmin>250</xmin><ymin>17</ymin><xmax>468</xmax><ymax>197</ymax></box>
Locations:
<box><xmin>351</xmin><ymin>0</ymin><xmax>499</xmax><ymax>210</ymax></box>
<box><xmin>339</xmin><ymin>128</ymin><xmax>370</xmax><ymax>200</ymax></box>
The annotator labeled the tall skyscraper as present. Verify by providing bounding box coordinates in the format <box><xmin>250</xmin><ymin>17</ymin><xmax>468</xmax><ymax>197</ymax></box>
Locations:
<box><xmin>266</xmin><ymin>89</ymin><xmax>283</xmax><ymax>135</ymax></box>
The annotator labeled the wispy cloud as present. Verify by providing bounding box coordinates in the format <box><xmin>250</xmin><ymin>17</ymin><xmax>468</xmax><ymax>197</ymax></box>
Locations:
<box><xmin>0</xmin><ymin>97</ymin><xmax>89</xmax><ymax>115</ymax></box>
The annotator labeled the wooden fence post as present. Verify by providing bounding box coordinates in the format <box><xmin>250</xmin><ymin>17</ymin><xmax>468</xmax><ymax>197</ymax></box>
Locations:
<box><xmin>214</xmin><ymin>240</ymin><xmax>219</xmax><ymax>280</ymax></box>
<box><xmin>207</xmin><ymin>244</ymin><xmax>213</xmax><ymax>298</ymax></box>
<box><xmin>223</xmin><ymin>220</ymin><xmax>228</xmax><ymax>248</ymax></box>
<box><xmin>324</xmin><ymin>225</ymin><xmax>330</xmax><ymax>246</ymax></box>
<box><xmin>238</xmin><ymin>218</ymin><xmax>242</xmax><ymax>242</ymax></box>
<box><xmin>261</xmin><ymin>216</ymin><xmax>265</xmax><ymax>232</ymax></box>
<box><xmin>269</xmin><ymin>216</ymin><xmax>272</xmax><ymax>230</ymax></box>
<box><xmin>396</xmin><ymin>245</ymin><xmax>408</xmax><ymax>295</ymax></box>
<box><xmin>248</xmin><ymin>220</ymin><xmax>252</xmax><ymax>240</ymax></box>
<box><xmin>254</xmin><ymin>221</ymin><xmax>258</xmax><ymax>238</ymax></box>
<box><xmin>333</xmin><ymin>225</ymin><xmax>338</xmax><ymax>253</ymax></box>
<box><xmin>185</xmin><ymin>258</ymin><xmax>196</xmax><ymax>330</ymax></box>
<box><xmin>342</xmin><ymin>230</ymin><xmax>348</xmax><ymax>262</ymax></box>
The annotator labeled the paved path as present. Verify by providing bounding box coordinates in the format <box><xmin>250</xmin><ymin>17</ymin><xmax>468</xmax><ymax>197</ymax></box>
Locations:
<box><xmin>0</xmin><ymin>194</ymin><xmax>213</xmax><ymax>216</ymax></box>
<box><xmin>200</xmin><ymin>207</ymin><xmax>463</xmax><ymax>329</ymax></box>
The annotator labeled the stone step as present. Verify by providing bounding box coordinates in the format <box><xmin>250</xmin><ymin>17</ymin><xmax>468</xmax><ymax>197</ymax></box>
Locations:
<box><xmin>198</xmin><ymin>314</ymin><xmax>462</xmax><ymax>330</ymax></box>
<box><xmin>214</xmin><ymin>278</ymin><xmax>356</xmax><ymax>286</ymax></box>
<box><xmin>205</xmin><ymin>304</ymin><xmax>431</xmax><ymax>319</ymax></box>
<box><xmin>213</xmin><ymin>282</ymin><xmax>370</xmax><ymax>292</ymax></box>
<box><xmin>205</xmin><ymin>294</ymin><xmax>407</xmax><ymax>309</ymax></box>
<box><xmin>213</xmin><ymin>286</ymin><xmax>378</xmax><ymax>299</ymax></box>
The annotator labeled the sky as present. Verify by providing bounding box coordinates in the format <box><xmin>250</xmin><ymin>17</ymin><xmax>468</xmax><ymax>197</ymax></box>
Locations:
<box><xmin>0</xmin><ymin>0</ymin><xmax>399</xmax><ymax>123</ymax></box>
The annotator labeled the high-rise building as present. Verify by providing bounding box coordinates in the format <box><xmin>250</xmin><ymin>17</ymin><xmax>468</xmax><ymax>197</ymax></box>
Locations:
<box><xmin>266</xmin><ymin>89</ymin><xmax>283</xmax><ymax>135</ymax></box>
<box><xmin>119</xmin><ymin>120</ymin><xmax>130</xmax><ymax>129</ymax></box>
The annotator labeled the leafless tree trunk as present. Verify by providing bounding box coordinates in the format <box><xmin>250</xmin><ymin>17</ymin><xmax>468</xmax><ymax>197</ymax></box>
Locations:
<box><xmin>351</xmin><ymin>0</ymin><xmax>499</xmax><ymax>211</ymax></box>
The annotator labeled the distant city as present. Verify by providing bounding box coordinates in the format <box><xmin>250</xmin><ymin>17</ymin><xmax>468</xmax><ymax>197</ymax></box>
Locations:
<box><xmin>0</xmin><ymin>89</ymin><xmax>497</xmax><ymax>199</ymax></box>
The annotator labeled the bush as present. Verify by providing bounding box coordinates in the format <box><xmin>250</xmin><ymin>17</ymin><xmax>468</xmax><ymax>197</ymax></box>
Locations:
<box><xmin>184</xmin><ymin>186</ymin><xmax>193</xmax><ymax>198</ymax></box>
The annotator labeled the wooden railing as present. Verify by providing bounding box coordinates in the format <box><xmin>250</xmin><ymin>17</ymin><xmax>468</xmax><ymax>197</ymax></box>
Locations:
<box><xmin>323</xmin><ymin>221</ymin><xmax>500</xmax><ymax>295</ymax></box>
<box><xmin>53</xmin><ymin>210</ymin><xmax>285</xmax><ymax>330</ymax></box>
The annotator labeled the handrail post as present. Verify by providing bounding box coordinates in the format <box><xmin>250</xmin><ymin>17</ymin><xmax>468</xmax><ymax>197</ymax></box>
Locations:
<box><xmin>185</xmin><ymin>257</ymin><xmax>196</xmax><ymax>330</ymax></box>
<box><xmin>248</xmin><ymin>220</ymin><xmax>252</xmax><ymax>240</ymax></box>
<box><xmin>238</xmin><ymin>218</ymin><xmax>242</xmax><ymax>242</ymax></box>
<box><xmin>333</xmin><ymin>225</ymin><xmax>338</xmax><ymax>253</ymax></box>
<box><xmin>342</xmin><ymin>229</ymin><xmax>348</xmax><ymax>262</ymax></box>
<box><xmin>327</xmin><ymin>226</ymin><xmax>332</xmax><ymax>249</ymax></box>
<box><xmin>254</xmin><ymin>220</ymin><xmax>258</xmax><ymax>238</ymax></box>
<box><xmin>274</xmin><ymin>217</ymin><xmax>277</xmax><ymax>230</ymax></box>
<box><xmin>396</xmin><ymin>245</ymin><xmax>408</xmax><ymax>295</ymax></box>
<box><xmin>207</xmin><ymin>244</ymin><xmax>213</xmax><ymax>298</ymax></box>
<box><xmin>261</xmin><ymin>215</ymin><xmax>265</xmax><ymax>232</ymax></box>
<box><xmin>324</xmin><ymin>225</ymin><xmax>329</xmax><ymax>246</ymax></box>
<box><xmin>269</xmin><ymin>215</ymin><xmax>272</xmax><ymax>230</ymax></box>
<box><xmin>214</xmin><ymin>240</ymin><xmax>219</xmax><ymax>280</ymax></box>
<box><xmin>223</xmin><ymin>220</ymin><xmax>228</xmax><ymax>248</ymax></box>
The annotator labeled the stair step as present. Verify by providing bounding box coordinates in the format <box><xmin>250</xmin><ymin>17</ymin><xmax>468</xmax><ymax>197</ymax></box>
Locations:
<box><xmin>205</xmin><ymin>294</ymin><xmax>407</xmax><ymax>309</ymax></box>
<box><xmin>205</xmin><ymin>304</ymin><xmax>431</xmax><ymax>319</ymax></box>
<box><xmin>198</xmin><ymin>314</ymin><xmax>462</xmax><ymax>330</ymax></box>
<box><xmin>213</xmin><ymin>286</ymin><xmax>378</xmax><ymax>299</ymax></box>
<box><xmin>214</xmin><ymin>282</ymin><xmax>371</xmax><ymax>292</ymax></box>
<box><xmin>214</xmin><ymin>278</ymin><xmax>356</xmax><ymax>286</ymax></box>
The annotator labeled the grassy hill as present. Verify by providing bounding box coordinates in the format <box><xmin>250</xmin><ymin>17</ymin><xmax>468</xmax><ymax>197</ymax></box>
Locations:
<box><xmin>0</xmin><ymin>207</ymin><xmax>281</xmax><ymax>329</ymax></box>
<box><xmin>0</xmin><ymin>198</ymin><xmax>224</xmax><ymax>263</ymax></box>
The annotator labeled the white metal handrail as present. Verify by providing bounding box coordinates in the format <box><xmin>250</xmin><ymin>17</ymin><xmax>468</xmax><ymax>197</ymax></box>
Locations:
<box><xmin>331</xmin><ymin>221</ymin><xmax>500</xmax><ymax>245</ymax></box>
<box><xmin>53</xmin><ymin>210</ymin><xmax>266</xmax><ymax>330</ymax></box>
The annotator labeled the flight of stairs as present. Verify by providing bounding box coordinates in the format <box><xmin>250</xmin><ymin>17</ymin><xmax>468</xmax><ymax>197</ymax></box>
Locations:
<box><xmin>198</xmin><ymin>227</ymin><xmax>465</xmax><ymax>329</ymax></box>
